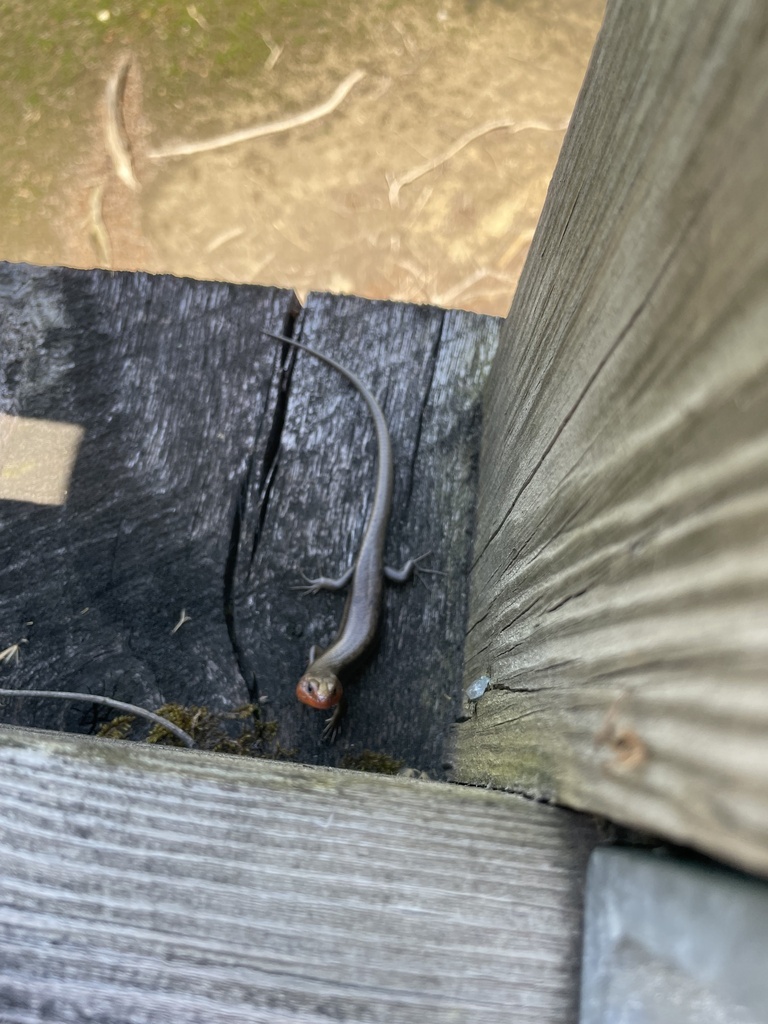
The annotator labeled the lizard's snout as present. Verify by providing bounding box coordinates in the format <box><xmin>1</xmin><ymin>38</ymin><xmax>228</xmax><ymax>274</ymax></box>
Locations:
<box><xmin>296</xmin><ymin>674</ymin><xmax>342</xmax><ymax>709</ymax></box>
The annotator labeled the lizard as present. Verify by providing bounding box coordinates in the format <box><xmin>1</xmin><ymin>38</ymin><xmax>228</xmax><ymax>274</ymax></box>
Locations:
<box><xmin>261</xmin><ymin>329</ymin><xmax>430</xmax><ymax>740</ymax></box>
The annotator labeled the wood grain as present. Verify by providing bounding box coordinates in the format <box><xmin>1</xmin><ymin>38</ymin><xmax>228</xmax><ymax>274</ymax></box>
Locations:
<box><xmin>0</xmin><ymin>726</ymin><xmax>597</xmax><ymax>1024</ymax></box>
<box><xmin>454</xmin><ymin>0</ymin><xmax>768</xmax><ymax>876</ymax></box>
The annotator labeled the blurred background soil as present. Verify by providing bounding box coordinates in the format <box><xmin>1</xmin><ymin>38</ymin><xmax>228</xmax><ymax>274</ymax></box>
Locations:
<box><xmin>1</xmin><ymin>0</ymin><xmax>604</xmax><ymax>317</ymax></box>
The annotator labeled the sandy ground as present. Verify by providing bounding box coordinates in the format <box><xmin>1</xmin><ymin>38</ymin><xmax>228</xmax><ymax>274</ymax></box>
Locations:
<box><xmin>1</xmin><ymin>0</ymin><xmax>604</xmax><ymax>317</ymax></box>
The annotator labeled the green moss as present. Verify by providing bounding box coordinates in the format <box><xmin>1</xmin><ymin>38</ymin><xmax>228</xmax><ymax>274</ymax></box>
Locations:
<box><xmin>0</xmin><ymin>0</ymin><xmax>395</xmax><ymax>231</ymax></box>
<box><xmin>340</xmin><ymin>749</ymin><xmax>404</xmax><ymax>775</ymax></box>
<box><xmin>97</xmin><ymin>702</ymin><xmax>293</xmax><ymax>759</ymax></box>
<box><xmin>95</xmin><ymin>714</ymin><xmax>135</xmax><ymax>741</ymax></box>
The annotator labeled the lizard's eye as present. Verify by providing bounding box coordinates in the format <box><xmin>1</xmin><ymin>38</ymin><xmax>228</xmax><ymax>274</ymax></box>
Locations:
<box><xmin>296</xmin><ymin>675</ymin><xmax>341</xmax><ymax>709</ymax></box>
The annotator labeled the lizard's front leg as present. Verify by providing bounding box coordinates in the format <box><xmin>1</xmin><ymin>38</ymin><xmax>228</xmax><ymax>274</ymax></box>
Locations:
<box><xmin>293</xmin><ymin>564</ymin><xmax>355</xmax><ymax>596</ymax></box>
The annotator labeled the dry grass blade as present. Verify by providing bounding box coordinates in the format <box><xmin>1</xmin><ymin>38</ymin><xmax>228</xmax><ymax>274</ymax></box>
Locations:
<box><xmin>148</xmin><ymin>70</ymin><xmax>366</xmax><ymax>160</ymax></box>
<box><xmin>104</xmin><ymin>52</ymin><xmax>139</xmax><ymax>190</ymax></box>
<box><xmin>388</xmin><ymin>117</ymin><xmax>569</xmax><ymax>206</ymax></box>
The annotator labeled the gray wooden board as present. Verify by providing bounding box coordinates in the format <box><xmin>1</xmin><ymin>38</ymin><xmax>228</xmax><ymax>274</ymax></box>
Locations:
<box><xmin>454</xmin><ymin>0</ymin><xmax>768</xmax><ymax>875</ymax></box>
<box><xmin>0</xmin><ymin>727</ymin><xmax>598</xmax><ymax>1024</ymax></box>
<box><xmin>0</xmin><ymin>263</ymin><xmax>500</xmax><ymax>771</ymax></box>
<box><xmin>580</xmin><ymin>848</ymin><xmax>768</xmax><ymax>1024</ymax></box>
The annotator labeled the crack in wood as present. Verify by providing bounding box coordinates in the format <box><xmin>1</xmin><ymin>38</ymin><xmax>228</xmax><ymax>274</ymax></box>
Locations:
<box><xmin>494</xmin><ymin>685</ymin><xmax>548</xmax><ymax>694</ymax></box>
<box><xmin>223</xmin><ymin>306</ymin><xmax>304</xmax><ymax>699</ymax></box>
<box><xmin>499</xmin><ymin>598</ymin><xmax>540</xmax><ymax>634</ymax></box>
<box><xmin>546</xmin><ymin>588</ymin><xmax>588</xmax><ymax>613</ymax></box>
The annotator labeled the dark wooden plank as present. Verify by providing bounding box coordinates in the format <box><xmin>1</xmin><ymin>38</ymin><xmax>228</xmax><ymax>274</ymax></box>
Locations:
<box><xmin>454</xmin><ymin>0</ymin><xmax>768</xmax><ymax>874</ymax></box>
<box><xmin>0</xmin><ymin>262</ymin><xmax>295</xmax><ymax>736</ymax></box>
<box><xmin>233</xmin><ymin>294</ymin><xmax>500</xmax><ymax>768</ymax></box>
<box><xmin>0</xmin><ymin>265</ymin><xmax>500</xmax><ymax>771</ymax></box>
<box><xmin>0</xmin><ymin>726</ymin><xmax>598</xmax><ymax>1024</ymax></box>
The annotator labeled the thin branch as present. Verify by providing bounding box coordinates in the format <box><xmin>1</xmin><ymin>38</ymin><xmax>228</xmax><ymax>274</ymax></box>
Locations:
<box><xmin>0</xmin><ymin>689</ymin><xmax>196</xmax><ymax>748</ymax></box>
<box><xmin>388</xmin><ymin>117</ymin><xmax>569</xmax><ymax>206</ymax></box>
<box><xmin>147</xmin><ymin>69</ymin><xmax>366</xmax><ymax>160</ymax></box>
<box><xmin>104</xmin><ymin>53</ymin><xmax>140</xmax><ymax>191</ymax></box>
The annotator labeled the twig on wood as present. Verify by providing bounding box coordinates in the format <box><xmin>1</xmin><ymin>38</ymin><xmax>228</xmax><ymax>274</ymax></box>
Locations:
<box><xmin>387</xmin><ymin>117</ymin><xmax>569</xmax><ymax>207</ymax></box>
<box><xmin>171</xmin><ymin>608</ymin><xmax>192</xmax><ymax>635</ymax></box>
<box><xmin>105</xmin><ymin>52</ymin><xmax>140</xmax><ymax>191</ymax></box>
<box><xmin>0</xmin><ymin>640</ymin><xmax>27</xmax><ymax>666</ymax></box>
<box><xmin>0</xmin><ymin>688</ymin><xmax>196</xmax><ymax>748</ymax></box>
<box><xmin>147</xmin><ymin>69</ymin><xmax>366</xmax><ymax>160</ymax></box>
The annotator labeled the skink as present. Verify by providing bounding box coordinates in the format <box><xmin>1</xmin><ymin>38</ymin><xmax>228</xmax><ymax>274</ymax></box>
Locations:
<box><xmin>262</xmin><ymin>329</ymin><xmax>421</xmax><ymax>739</ymax></box>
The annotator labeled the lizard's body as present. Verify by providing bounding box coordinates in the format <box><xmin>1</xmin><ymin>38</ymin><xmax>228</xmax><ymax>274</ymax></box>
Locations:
<box><xmin>262</xmin><ymin>330</ymin><xmax>418</xmax><ymax>738</ymax></box>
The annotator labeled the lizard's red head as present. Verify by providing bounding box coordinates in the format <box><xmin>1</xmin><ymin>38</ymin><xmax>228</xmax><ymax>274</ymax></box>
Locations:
<box><xmin>296</xmin><ymin>672</ymin><xmax>342</xmax><ymax>709</ymax></box>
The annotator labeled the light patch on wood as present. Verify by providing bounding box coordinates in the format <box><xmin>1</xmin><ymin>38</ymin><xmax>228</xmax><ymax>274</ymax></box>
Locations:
<box><xmin>0</xmin><ymin>414</ymin><xmax>84</xmax><ymax>505</ymax></box>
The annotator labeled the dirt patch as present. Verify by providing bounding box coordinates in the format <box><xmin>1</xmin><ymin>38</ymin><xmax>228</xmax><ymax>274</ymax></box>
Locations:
<box><xmin>1</xmin><ymin>0</ymin><xmax>604</xmax><ymax>316</ymax></box>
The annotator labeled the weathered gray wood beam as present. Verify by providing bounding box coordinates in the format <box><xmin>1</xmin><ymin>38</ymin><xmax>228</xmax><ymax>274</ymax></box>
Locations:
<box><xmin>0</xmin><ymin>727</ymin><xmax>597</xmax><ymax>1024</ymax></box>
<box><xmin>580</xmin><ymin>848</ymin><xmax>768</xmax><ymax>1023</ymax></box>
<box><xmin>455</xmin><ymin>0</ymin><xmax>768</xmax><ymax>876</ymax></box>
